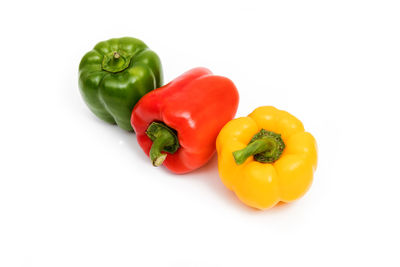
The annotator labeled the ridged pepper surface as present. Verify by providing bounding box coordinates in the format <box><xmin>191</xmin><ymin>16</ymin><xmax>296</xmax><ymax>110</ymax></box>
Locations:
<box><xmin>216</xmin><ymin>106</ymin><xmax>317</xmax><ymax>210</ymax></box>
<box><xmin>131</xmin><ymin>67</ymin><xmax>239</xmax><ymax>174</ymax></box>
<box><xmin>79</xmin><ymin>37</ymin><xmax>163</xmax><ymax>131</ymax></box>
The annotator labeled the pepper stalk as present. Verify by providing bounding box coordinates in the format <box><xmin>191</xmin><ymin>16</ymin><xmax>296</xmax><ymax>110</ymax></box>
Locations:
<box><xmin>146</xmin><ymin>122</ymin><xmax>180</xmax><ymax>167</ymax></box>
<box><xmin>233</xmin><ymin>129</ymin><xmax>285</xmax><ymax>165</ymax></box>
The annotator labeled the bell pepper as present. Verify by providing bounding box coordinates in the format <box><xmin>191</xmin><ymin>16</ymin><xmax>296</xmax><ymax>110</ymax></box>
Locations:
<box><xmin>78</xmin><ymin>37</ymin><xmax>163</xmax><ymax>131</ymax></box>
<box><xmin>216</xmin><ymin>106</ymin><xmax>317</xmax><ymax>210</ymax></box>
<box><xmin>131</xmin><ymin>67</ymin><xmax>239</xmax><ymax>174</ymax></box>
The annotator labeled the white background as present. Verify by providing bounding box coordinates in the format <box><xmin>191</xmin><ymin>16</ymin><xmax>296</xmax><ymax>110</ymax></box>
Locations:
<box><xmin>1</xmin><ymin>0</ymin><xmax>399</xmax><ymax>266</ymax></box>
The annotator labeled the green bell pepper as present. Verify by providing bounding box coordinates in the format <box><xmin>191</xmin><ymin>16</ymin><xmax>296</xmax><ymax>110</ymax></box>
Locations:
<box><xmin>78</xmin><ymin>37</ymin><xmax>163</xmax><ymax>131</ymax></box>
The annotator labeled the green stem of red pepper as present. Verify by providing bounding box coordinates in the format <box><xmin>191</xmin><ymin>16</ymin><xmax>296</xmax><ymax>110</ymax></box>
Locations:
<box><xmin>146</xmin><ymin>122</ymin><xmax>180</xmax><ymax>167</ymax></box>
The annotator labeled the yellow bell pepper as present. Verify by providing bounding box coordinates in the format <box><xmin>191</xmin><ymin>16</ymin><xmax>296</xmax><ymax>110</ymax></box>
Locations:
<box><xmin>216</xmin><ymin>106</ymin><xmax>318</xmax><ymax>210</ymax></box>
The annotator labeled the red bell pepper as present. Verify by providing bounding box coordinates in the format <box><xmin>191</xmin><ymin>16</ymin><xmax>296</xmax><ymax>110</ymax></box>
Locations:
<box><xmin>130</xmin><ymin>67</ymin><xmax>239</xmax><ymax>174</ymax></box>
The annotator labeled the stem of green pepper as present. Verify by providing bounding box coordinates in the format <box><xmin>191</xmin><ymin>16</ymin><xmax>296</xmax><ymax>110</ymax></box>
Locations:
<box><xmin>232</xmin><ymin>129</ymin><xmax>285</xmax><ymax>165</ymax></box>
<box><xmin>113</xmin><ymin>51</ymin><xmax>120</xmax><ymax>59</ymax></box>
<box><xmin>146</xmin><ymin>122</ymin><xmax>180</xmax><ymax>167</ymax></box>
<box><xmin>101</xmin><ymin>51</ymin><xmax>131</xmax><ymax>73</ymax></box>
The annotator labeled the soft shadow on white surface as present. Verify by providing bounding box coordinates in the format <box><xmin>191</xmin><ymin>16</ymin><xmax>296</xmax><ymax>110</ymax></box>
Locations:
<box><xmin>184</xmin><ymin>155</ymin><xmax>298</xmax><ymax>215</ymax></box>
<box><xmin>188</xmin><ymin>155</ymin><xmax>248</xmax><ymax>211</ymax></box>
<box><xmin>79</xmin><ymin>108</ymin><xmax>150</xmax><ymax>163</ymax></box>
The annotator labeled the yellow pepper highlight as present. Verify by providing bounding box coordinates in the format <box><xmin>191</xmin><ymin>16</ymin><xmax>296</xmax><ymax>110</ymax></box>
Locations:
<box><xmin>216</xmin><ymin>106</ymin><xmax>318</xmax><ymax>210</ymax></box>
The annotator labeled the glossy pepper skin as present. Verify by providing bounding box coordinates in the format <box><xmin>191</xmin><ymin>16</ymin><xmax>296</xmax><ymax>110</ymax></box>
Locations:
<box><xmin>216</xmin><ymin>106</ymin><xmax>317</xmax><ymax>210</ymax></box>
<box><xmin>131</xmin><ymin>67</ymin><xmax>239</xmax><ymax>174</ymax></box>
<box><xmin>79</xmin><ymin>37</ymin><xmax>163</xmax><ymax>131</ymax></box>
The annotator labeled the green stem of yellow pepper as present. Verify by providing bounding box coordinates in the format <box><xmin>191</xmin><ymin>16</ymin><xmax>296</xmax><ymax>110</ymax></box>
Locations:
<box><xmin>233</xmin><ymin>129</ymin><xmax>285</xmax><ymax>165</ymax></box>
